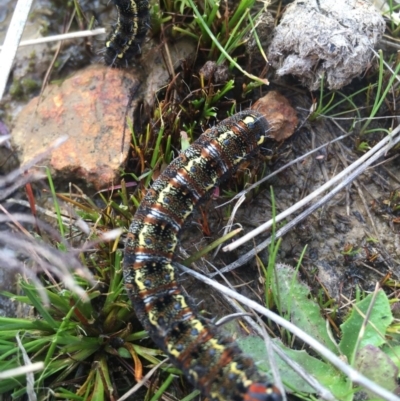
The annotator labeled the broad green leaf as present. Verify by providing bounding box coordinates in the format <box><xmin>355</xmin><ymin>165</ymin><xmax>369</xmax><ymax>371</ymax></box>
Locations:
<box><xmin>354</xmin><ymin>344</ymin><xmax>399</xmax><ymax>398</ymax></box>
<box><xmin>339</xmin><ymin>290</ymin><xmax>393</xmax><ymax>362</ymax></box>
<box><xmin>272</xmin><ymin>264</ymin><xmax>337</xmax><ymax>353</ymax></box>
<box><xmin>238</xmin><ymin>336</ymin><xmax>349</xmax><ymax>398</ymax></box>
<box><xmin>381</xmin><ymin>343</ymin><xmax>400</xmax><ymax>371</ymax></box>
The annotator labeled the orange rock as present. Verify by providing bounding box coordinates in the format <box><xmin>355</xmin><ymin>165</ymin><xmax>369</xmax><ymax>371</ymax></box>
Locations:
<box><xmin>251</xmin><ymin>91</ymin><xmax>298</xmax><ymax>141</ymax></box>
<box><xmin>12</xmin><ymin>65</ymin><xmax>140</xmax><ymax>190</ymax></box>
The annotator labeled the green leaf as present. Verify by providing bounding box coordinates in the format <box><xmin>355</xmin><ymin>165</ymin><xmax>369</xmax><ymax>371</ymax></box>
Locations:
<box><xmin>354</xmin><ymin>344</ymin><xmax>399</xmax><ymax>398</ymax></box>
<box><xmin>0</xmin><ymin>316</ymin><xmax>53</xmax><ymax>332</ymax></box>
<box><xmin>381</xmin><ymin>343</ymin><xmax>400</xmax><ymax>371</ymax></box>
<box><xmin>20</xmin><ymin>281</ymin><xmax>59</xmax><ymax>329</ymax></box>
<box><xmin>272</xmin><ymin>264</ymin><xmax>337</xmax><ymax>353</ymax></box>
<box><xmin>53</xmin><ymin>388</ymin><xmax>84</xmax><ymax>400</ymax></box>
<box><xmin>339</xmin><ymin>290</ymin><xmax>393</xmax><ymax>362</ymax></box>
<box><xmin>180</xmin><ymin>130</ymin><xmax>191</xmax><ymax>151</ymax></box>
<box><xmin>92</xmin><ymin>363</ymin><xmax>105</xmax><ymax>401</ymax></box>
<box><xmin>238</xmin><ymin>336</ymin><xmax>349</xmax><ymax>398</ymax></box>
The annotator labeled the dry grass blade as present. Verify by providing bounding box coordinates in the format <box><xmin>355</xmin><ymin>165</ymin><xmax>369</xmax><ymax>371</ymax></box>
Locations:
<box><xmin>5</xmin><ymin>197</ymin><xmax>91</xmax><ymax>233</ymax></box>
<box><xmin>224</xmin><ymin>127</ymin><xmax>400</xmax><ymax>252</ymax></box>
<box><xmin>117</xmin><ymin>359</ymin><xmax>168</xmax><ymax>401</ymax></box>
<box><xmin>0</xmin><ymin>362</ymin><xmax>44</xmax><ymax>380</ymax></box>
<box><xmin>256</xmin><ymin>315</ymin><xmax>286</xmax><ymax>401</ymax></box>
<box><xmin>370</xmin><ymin>47</ymin><xmax>400</xmax><ymax>85</ymax></box>
<box><xmin>0</xmin><ymin>0</ymin><xmax>34</xmax><ymax>100</ymax></box>
<box><xmin>16</xmin><ymin>334</ymin><xmax>37</xmax><ymax>401</ymax></box>
<box><xmin>0</xmin><ymin>221</ymin><xmax>92</xmax><ymax>304</ymax></box>
<box><xmin>340</xmin><ymin>283</ymin><xmax>388</xmax><ymax>353</ymax></box>
<box><xmin>0</xmin><ymin>28</ymin><xmax>106</xmax><ymax>51</ymax></box>
<box><xmin>0</xmin><ymin>136</ymin><xmax>68</xmax><ymax>195</ymax></box>
<box><xmin>0</xmin><ymin>139</ymin><xmax>93</xmax><ymax>304</ymax></box>
<box><xmin>213</xmin><ymin>195</ymin><xmax>245</xmax><ymax>257</ymax></box>
<box><xmin>352</xmin><ymin>283</ymin><xmax>381</xmax><ymax>357</ymax></box>
<box><xmin>216</xmin><ymin>127</ymin><xmax>400</xmax><ymax>275</ymax></box>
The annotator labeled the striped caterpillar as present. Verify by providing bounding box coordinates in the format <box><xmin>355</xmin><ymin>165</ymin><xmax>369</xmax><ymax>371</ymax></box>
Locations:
<box><xmin>105</xmin><ymin>0</ymin><xmax>150</xmax><ymax>67</ymax></box>
<box><xmin>123</xmin><ymin>110</ymin><xmax>282</xmax><ymax>401</ymax></box>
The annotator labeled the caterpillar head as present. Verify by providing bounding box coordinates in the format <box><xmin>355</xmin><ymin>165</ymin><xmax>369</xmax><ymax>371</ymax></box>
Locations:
<box><xmin>243</xmin><ymin>383</ymin><xmax>282</xmax><ymax>401</ymax></box>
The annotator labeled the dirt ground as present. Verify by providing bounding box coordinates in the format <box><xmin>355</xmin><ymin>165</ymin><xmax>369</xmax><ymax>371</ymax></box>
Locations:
<box><xmin>1</xmin><ymin>0</ymin><xmax>399</xmax><ymax>336</ymax></box>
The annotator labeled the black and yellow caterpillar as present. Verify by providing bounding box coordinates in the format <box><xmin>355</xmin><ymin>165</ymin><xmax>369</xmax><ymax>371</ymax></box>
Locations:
<box><xmin>105</xmin><ymin>0</ymin><xmax>150</xmax><ymax>67</ymax></box>
<box><xmin>123</xmin><ymin>110</ymin><xmax>282</xmax><ymax>401</ymax></box>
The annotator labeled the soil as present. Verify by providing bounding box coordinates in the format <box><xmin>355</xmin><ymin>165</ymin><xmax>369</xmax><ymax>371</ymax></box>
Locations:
<box><xmin>0</xmin><ymin>0</ymin><xmax>399</xmax><ymax>382</ymax></box>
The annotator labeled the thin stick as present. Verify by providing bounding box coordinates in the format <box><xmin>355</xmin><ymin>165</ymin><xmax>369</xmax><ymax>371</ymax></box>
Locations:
<box><xmin>0</xmin><ymin>0</ymin><xmax>34</xmax><ymax>100</ymax></box>
<box><xmin>214</xmin><ymin>128</ymin><xmax>400</xmax><ymax>275</ymax></box>
<box><xmin>351</xmin><ymin>283</ymin><xmax>381</xmax><ymax>364</ymax></box>
<box><xmin>0</xmin><ymin>28</ymin><xmax>106</xmax><ymax>51</ymax></box>
<box><xmin>223</xmin><ymin>126</ymin><xmax>400</xmax><ymax>253</ymax></box>
<box><xmin>0</xmin><ymin>362</ymin><xmax>44</xmax><ymax>380</ymax></box>
<box><xmin>117</xmin><ymin>359</ymin><xmax>168</xmax><ymax>401</ymax></box>
<box><xmin>16</xmin><ymin>334</ymin><xmax>37</xmax><ymax>401</ymax></box>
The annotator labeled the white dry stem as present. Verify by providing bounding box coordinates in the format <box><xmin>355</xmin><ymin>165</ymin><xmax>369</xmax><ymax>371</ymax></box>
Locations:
<box><xmin>0</xmin><ymin>0</ymin><xmax>34</xmax><ymax>100</ymax></box>
<box><xmin>0</xmin><ymin>362</ymin><xmax>44</xmax><ymax>379</ymax></box>
<box><xmin>224</xmin><ymin>126</ymin><xmax>400</xmax><ymax>252</ymax></box>
<box><xmin>16</xmin><ymin>334</ymin><xmax>37</xmax><ymax>401</ymax></box>
<box><xmin>0</xmin><ymin>135</ymin><xmax>11</xmax><ymax>145</ymax></box>
<box><xmin>4</xmin><ymin>200</ymin><xmax>122</xmax><ymax>239</ymax></box>
<box><xmin>100</xmin><ymin>228</ymin><xmax>124</xmax><ymax>241</ymax></box>
<box><xmin>0</xmin><ymin>213</ymin><xmax>94</xmax><ymax>303</ymax></box>
<box><xmin>372</xmin><ymin>48</ymin><xmax>400</xmax><ymax>86</ymax></box>
<box><xmin>218</xmin><ymin>127</ymin><xmax>400</xmax><ymax>275</ymax></box>
<box><xmin>213</xmin><ymin>194</ymin><xmax>246</xmax><ymax>257</ymax></box>
<box><xmin>117</xmin><ymin>359</ymin><xmax>169</xmax><ymax>401</ymax></box>
<box><xmin>0</xmin><ymin>28</ymin><xmax>106</xmax><ymax>51</ymax></box>
<box><xmin>256</xmin><ymin>314</ymin><xmax>286</xmax><ymax>401</ymax></box>
<box><xmin>177</xmin><ymin>262</ymin><xmax>400</xmax><ymax>401</ymax></box>
<box><xmin>341</xmin><ymin>283</ymin><xmax>387</xmax><ymax>360</ymax></box>
<box><xmin>0</xmin><ymin>136</ymin><xmax>68</xmax><ymax>197</ymax></box>
<box><xmin>5</xmin><ymin>198</ymin><xmax>89</xmax><ymax>230</ymax></box>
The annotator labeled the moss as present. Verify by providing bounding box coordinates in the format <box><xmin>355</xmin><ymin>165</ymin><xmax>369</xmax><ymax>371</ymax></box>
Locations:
<box><xmin>9</xmin><ymin>77</ymin><xmax>39</xmax><ymax>99</ymax></box>
<box><xmin>21</xmin><ymin>78</ymin><xmax>39</xmax><ymax>94</ymax></box>
<box><xmin>27</xmin><ymin>52</ymin><xmax>37</xmax><ymax>72</ymax></box>
<box><xmin>9</xmin><ymin>79</ymin><xmax>24</xmax><ymax>99</ymax></box>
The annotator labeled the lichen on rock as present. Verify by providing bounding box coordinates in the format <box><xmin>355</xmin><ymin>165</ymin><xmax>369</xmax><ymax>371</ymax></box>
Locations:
<box><xmin>267</xmin><ymin>0</ymin><xmax>385</xmax><ymax>90</ymax></box>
